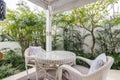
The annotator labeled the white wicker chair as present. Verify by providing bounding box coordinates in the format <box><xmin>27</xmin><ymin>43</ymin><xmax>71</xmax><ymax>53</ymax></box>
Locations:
<box><xmin>24</xmin><ymin>47</ymin><xmax>45</xmax><ymax>80</ymax></box>
<box><xmin>56</xmin><ymin>56</ymin><xmax>114</xmax><ymax>80</ymax></box>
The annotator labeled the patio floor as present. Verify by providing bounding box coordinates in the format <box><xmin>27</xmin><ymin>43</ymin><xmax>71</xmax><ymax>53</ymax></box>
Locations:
<box><xmin>3</xmin><ymin>68</ymin><xmax>120</xmax><ymax>80</ymax></box>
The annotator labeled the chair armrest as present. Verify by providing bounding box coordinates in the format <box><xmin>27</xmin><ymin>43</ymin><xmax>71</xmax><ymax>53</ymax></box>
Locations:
<box><xmin>76</xmin><ymin>56</ymin><xmax>93</xmax><ymax>66</ymax></box>
<box><xmin>56</xmin><ymin>65</ymin><xmax>85</xmax><ymax>80</ymax></box>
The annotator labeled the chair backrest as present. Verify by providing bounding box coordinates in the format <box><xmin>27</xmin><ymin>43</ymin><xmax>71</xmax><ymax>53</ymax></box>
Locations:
<box><xmin>83</xmin><ymin>56</ymin><xmax>114</xmax><ymax>80</ymax></box>
<box><xmin>24</xmin><ymin>47</ymin><xmax>46</xmax><ymax>64</ymax></box>
<box><xmin>24</xmin><ymin>47</ymin><xmax>46</xmax><ymax>57</ymax></box>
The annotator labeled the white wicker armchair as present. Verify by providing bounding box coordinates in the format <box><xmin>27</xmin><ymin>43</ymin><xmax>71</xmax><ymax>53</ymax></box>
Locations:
<box><xmin>24</xmin><ymin>46</ymin><xmax>45</xmax><ymax>80</ymax></box>
<box><xmin>56</xmin><ymin>56</ymin><xmax>114</xmax><ymax>80</ymax></box>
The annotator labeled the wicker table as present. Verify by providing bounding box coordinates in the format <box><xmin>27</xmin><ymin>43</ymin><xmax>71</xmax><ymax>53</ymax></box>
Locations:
<box><xmin>35</xmin><ymin>51</ymin><xmax>76</xmax><ymax>80</ymax></box>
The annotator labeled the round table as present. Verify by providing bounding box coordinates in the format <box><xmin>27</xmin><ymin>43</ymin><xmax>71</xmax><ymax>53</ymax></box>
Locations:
<box><xmin>36</xmin><ymin>51</ymin><xmax>76</xmax><ymax>68</ymax></box>
<box><xmin>35</xmin><ymin>51</ymin><xmax>76</xmax><ymax>80</ymax></box>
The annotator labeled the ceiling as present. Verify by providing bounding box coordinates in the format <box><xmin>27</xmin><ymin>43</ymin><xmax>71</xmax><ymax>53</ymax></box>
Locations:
<box><xmin>28</xmin><ymin>0</ymin><xmax>98</xmax><ymax>14</ymax></box>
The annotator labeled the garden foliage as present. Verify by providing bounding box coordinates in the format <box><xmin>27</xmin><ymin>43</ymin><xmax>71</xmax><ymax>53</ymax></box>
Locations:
<box><xmin>0</xmin><ymin>50</ymin><xmax>25</xmax><ymax>79</ymax></box>
<box><xmin>0</xmin><ymin>0</ymin><xmax>120</xmax><ymax>79</ymax></box>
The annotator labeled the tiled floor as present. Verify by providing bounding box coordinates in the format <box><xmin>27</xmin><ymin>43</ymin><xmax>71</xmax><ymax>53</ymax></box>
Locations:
<box><xmin>3</xmin><ymin>68</ymin><xmax>120</xmax><ymax>80</ymax></box>
<box><xmin>107</xmin><ymin>70</ymin><xmax>120</xmax><ymax>80</ymax></box>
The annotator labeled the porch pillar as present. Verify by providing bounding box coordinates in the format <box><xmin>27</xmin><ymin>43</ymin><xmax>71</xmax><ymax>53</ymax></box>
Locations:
<box><xmin>46</xmin><ymin>6</ymin><xmax>52</xmax><ymax>51</ymax></box>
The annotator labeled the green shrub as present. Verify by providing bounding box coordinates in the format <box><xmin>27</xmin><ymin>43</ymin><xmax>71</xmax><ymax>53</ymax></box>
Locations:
<box><xmin>0</xmin><ymin>50</ymin><xmax>25</xmax><ymax>79</ymax></box>
<box><xmin>96</xmin><ymin>23</ymin><xmax>120</xmax><ymax>54</ymax></box>
<box><xmin>73</xmin><ymin>51</ymin><xmax>96</xmax><ymax>68</ymax></box>
<box><xmin>106</xmin><ymin>52</ymin><xmax>120</xmax><ymax>70</ymax></box>
<box><xmin>0</xmin><ymin>64</ymin><xmax>15</xmax><ymax>79</ymax></box>
<box><xmin>74</xmin><ymin>51</ymin><xmax>120</xmax><ymax>70</ymax></box>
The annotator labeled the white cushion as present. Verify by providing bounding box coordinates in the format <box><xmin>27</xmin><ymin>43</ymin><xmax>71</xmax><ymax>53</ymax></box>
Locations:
<box><xmin>29</xmin><ymin>46</ymin><xmax>42</xmax><ymax>55</ymax></box>
<box><xmin>28</xmin><ymin>46</ymin><xmax>46</xmax><ymax>61</ymax></box>
<box><xmin>88</xmin><ymin>53</ymin><xmax>106</xmax><ymax>74</ymax></box>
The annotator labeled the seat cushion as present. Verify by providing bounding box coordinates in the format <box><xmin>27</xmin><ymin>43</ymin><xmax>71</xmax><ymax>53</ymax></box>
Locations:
<box><xmin>62</xmin><ymin>65</ymin><xmax>89</xmax><ymax>80</ymax></box>
<box><xmin>72</xmin><ymin>65</ymin><xmax>89</xmax><ymax>74</ymax></box>
<box><xmin>88</xmin><ymin>53</ymin><xmax>106</xmax><ymax>74</ymax></box>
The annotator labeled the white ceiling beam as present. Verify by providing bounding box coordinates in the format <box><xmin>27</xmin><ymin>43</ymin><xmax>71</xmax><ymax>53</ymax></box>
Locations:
<box><xmin>53</xmin><ymin>0</ymin><xmax>98</xmax><ymax>14</ymax></box>
<box><xmin>28</xmin><ymin>0</ymin><xmax>98</xmax><ymax>14</ymax></box>
<box><xmin>28</xmin><ymin>0</ymin><xmax>48</xmax><ymax>9</ymax></box>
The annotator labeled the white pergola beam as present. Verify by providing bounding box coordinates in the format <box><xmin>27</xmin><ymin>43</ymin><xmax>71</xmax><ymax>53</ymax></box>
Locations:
<box><xmin>28</xmin><ymin>0</ymin><xmax>48</xmax><ymax>9</ymax></box>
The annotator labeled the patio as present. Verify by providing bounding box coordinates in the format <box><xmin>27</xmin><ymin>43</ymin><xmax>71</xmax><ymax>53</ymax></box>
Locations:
<box><xmin>0</xmin><ymin>0</ymin><xmax>120</xmax><ymax>80</ymax></box>
<box><xmin>3</xmin><ymin>68</ymin><xmax>120</xmax><ymax>80</ymax></box>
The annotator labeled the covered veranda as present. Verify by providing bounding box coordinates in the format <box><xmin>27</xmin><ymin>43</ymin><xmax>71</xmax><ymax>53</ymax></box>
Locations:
<box><xmin>1</xmin><ymin>0</ymin><xmax>120</xmax><ymax>80</ymax></box>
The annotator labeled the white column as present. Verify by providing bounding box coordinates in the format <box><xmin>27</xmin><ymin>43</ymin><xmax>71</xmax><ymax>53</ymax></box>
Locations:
<box><xmin>46</xmin><ymin>6</ymin><xmax>52</xmax><ymax>51</ymax></box>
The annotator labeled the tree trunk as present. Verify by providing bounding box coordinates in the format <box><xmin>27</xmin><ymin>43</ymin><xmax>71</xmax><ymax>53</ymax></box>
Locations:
<box><xmin>91</xmin><ymin>31</ymin><xmax>95</xmax><ymax>55</ymax></box>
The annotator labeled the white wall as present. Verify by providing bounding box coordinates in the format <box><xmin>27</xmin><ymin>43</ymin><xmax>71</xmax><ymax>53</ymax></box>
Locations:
<box><xmin>0</xmin><ymin>42</ymin><xmax>22</xmax><ymax>55</ymax></box>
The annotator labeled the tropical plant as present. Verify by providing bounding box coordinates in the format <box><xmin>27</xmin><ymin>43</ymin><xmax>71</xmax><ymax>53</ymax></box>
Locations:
<box><xmin>96</xmin><ymin>23</ymin><xmax>120</xmax><ymax>54</ymax></box>
<box><xmin>111</xmin><ymin>14</ymin><xmax>120</xmax><ymax>25</ymax></box>
<box><xmin>0</xmin><ymin>64</ymin><xmax>15</xmax><ymax>79</ymax></box>
<box><xmin>52</xmin><ymin>13</ymin><xmax>76</xmax><ymax>50</ymax></box>
<box><xmin>74</xmin><ymin>51</ymin><xmax>120</xmax><ymax>70</ymax></box>
<box><xmin>52</xmin><ymin>28</ymin><xmax>62</xmax><ymax>50</ymax></box>
<box><xmin>52</xmin><ymin>13</ymin><xmax>90</xmax><ymax>51</ymax></box>
<box><xmin>0</xmin><ymin>34</ymin><xmax>15</xmax><ymax>42</ymax></box>
<box><xmin>70</xmin><ymin>0</ymin><xmax>118</xmax><ymax>55</ymax></box>
<box><xmin>0</xmin><ymin>49</ymin><xmax>25</xmax><ymax>79</ymax></box>
<box><xmin>63</xmin><ymin>26</ymin><xmax>90</xmax><ymax>52</ymax></box>
<box><xmin>1</xmin><ymin>1</ymin><xmax>46</xmax><ymax>56</ymax></box>
<box><xmin>110</xmin><ymin>52</ymin><xmax>120</xmax><ymax>70</ymax></box>
<box><xmin>53</xmin><ymin>13</ymin><xmax>74</xmax><ymax>28</ymax></box>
